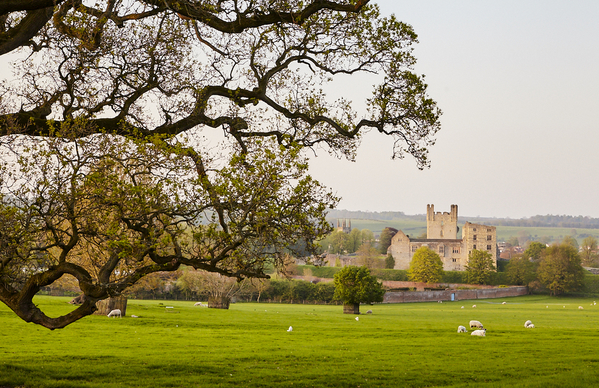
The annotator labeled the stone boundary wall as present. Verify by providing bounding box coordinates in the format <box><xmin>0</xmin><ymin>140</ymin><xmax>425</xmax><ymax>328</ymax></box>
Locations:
<box><xmin>383</xmin><ymin>286</ymin><xmax>528</xmax><ymax>304</ymax></box>
<box><xmin>381</xmin><ymin>280</ymin><xmax>496</xmax><ymax>291</ymax></box>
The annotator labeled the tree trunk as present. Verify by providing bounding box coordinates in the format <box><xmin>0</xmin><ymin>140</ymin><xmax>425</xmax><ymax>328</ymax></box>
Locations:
<box><xmin>94</xmin><ymin>296</ymin><xmax>128</xmax><ymax>316</ymax></box>
<box><xmin>343</xmin><ymin>303</ymin><xmax>360</xmax><ymax>314</ymax></box>
<box><xmin>208</xmin><ymin>295</ymin><xmax>230</xmax><ymax>309</ymax></box>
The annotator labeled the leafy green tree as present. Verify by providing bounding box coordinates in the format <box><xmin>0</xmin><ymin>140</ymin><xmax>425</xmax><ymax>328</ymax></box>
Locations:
<box><xmin>523</xmin><ymin>242</ymin><xmax>547</xmax><ymax>261</ymax></box>
<box><xmin>333</xmin><ymin>266</ymin><xmax>385</xmax><ymax>314</ymax></box>
<box><xmin>328</xmin><ymin>230</ymin><xmax>349</xmax><ymax>254</ymax></box>
<box><xmin>506</xmin><ymin>255</ymin><xmax>537</xmax><ymax>286</ymax></box>
<box><xmin>347</xmin><ymin>228</ymin><xmax>363</xmax><ymax>253</ymax></box>
<box><xmin>465</xmin><ymin>249</ymin><xmax>496</xmax><ymax>285</ymax></box>
<box><xmin>537</xmin><ymin>244</ymin><xmax>584</xmax><ymax>295</ymax></box>
<box><xmin>385</xmin><ymin>254</ymin><xmax>396</xmax><ymax>269</ymax></box>
<box><xmin>378</xmin><ymin>228</ymin><xmax>396</xmax><ymax>254</ymax></box>
<box><xmin>0</xmin><ymin>133</ymin><xmax>335</xmax><ymax>329</ymax></box>
<box><xmin>408</xmin><ymin>247</ymin><xmax>444</xmax><ymax>283</ymax></box>
<box><xmin>361</xmin><ymin>229</ymin><xmax>375</xmax><ymax>245</ymax></box>
<box><xmin>580</xmin><ymin>236</ymin><xmax>599</xmax><ymax>266</ymax></box>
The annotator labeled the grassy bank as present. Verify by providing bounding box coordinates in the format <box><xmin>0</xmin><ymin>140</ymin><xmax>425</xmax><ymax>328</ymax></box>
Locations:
<box><xmin>2</xmin><ymin>295</ymin><xmax>599</xmax><ymax>387</ymax></box>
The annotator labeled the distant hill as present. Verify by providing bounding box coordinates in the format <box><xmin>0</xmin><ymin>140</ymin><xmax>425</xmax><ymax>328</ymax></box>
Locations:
<box><xmin>326</xmin><ymin>209</ymin><xmax>599</xmax><ymax>230</ymax></box>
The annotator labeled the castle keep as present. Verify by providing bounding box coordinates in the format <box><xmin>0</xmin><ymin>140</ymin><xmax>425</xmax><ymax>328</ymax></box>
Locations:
<box><xmin>387</xmin><ymin>204</ymin><xmax>497</xmax><ymax>271</ymax></box>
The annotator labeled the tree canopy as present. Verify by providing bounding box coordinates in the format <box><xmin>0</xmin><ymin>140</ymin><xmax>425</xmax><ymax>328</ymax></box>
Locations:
<box><xmin>465</xmin><ymin>249</ymin><xmax>496</xmax><ymax>285</ymax></box>
<box><xmin>537</xmin><ymin>244</ymin><xmax>584</xmax><ymax>296</ymax></box>
<box><xmin>333</xmin><ymin>265</ymin><xmax>384</xmax><ymax>306</ymax></box>
<box><xmin>408</xmin><ymin>246</ymin><xmax>443</xmax><ymax>283</ymax></box>
<box><xmin>0</xmin><ymin>0</ymin><xmax>440</xmax><ymax>163</ymax></box>
<box><xmin>0</xmin><ymin>1</ymin><xmax>441</xmax><ymax>328</ymax></box>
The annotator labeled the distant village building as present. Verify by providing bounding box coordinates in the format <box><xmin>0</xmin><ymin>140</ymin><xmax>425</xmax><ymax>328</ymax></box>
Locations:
<box><xmin>387</xmin><ymin>204</ymin><xmax>497</xmax><ymax>271</ymax></box>
<box><xmin>336</xmin><ymin>219</ymin><xmax>352</xmax><ymax>233</ymax></box>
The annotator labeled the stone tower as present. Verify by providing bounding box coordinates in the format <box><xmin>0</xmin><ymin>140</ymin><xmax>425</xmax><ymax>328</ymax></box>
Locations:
<box><xmin>336</xmin><ymin>219</ymin><xmax>351</xmax><ymax>234</ymax></box>
<box><xmin>426</xmin><ymin>204</ymin><xmax>458</xmax><ymax>239</ymax></box>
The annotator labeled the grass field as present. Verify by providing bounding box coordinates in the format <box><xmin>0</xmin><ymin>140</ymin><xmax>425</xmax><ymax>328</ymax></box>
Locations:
<box><xmin>2</xmin><ymin>295</ymin><xmax>599</xmax><ymax>387</ymax></box>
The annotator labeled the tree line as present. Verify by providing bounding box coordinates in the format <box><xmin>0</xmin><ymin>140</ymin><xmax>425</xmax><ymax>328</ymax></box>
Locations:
<box><xmin>327</xmin><ymin>210</ymin><xmax>599</xmax><ymax>229</ymax></box>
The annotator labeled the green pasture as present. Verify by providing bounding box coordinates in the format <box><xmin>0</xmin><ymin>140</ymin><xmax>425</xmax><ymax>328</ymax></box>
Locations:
<box><xmin>2</xmin><ymin>295</ymin><xmax>599</xmax><ymax>387</ymax></box>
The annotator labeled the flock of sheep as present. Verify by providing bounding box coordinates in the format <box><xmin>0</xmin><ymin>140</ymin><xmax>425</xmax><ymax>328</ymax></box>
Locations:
<box><xmin>455</xmin><ymin>300</ymin><xmax>598</xmax><ymax>337</ymax></box>
<box><xmin>457</xmin><ymin>318</ymin><xmax>535</xmax><ymax>337</ymax></box>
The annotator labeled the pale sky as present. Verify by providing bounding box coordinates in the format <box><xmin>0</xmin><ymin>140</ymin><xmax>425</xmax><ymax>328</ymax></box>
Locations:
<box><xmin>309</xmin><ymin>0</ymin><xmax>599</xmax><ymax>219</ymax></box>
<box><xmin>1</xmin><ymin>1</ymin><xmax>598</xmax><ymax>219</ymax></box>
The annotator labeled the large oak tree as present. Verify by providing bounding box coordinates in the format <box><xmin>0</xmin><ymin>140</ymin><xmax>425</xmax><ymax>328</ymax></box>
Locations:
<box><xmin>0</xmin><ymin>1</ymin><xmax>441</xmax><ymax>328</ymax></box>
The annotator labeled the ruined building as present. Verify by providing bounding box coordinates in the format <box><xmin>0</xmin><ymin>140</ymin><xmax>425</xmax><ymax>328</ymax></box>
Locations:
<box><xmin>387</xmin><ymin>204</ymin><xmax>497</xmax><ymax>271</ymax></box>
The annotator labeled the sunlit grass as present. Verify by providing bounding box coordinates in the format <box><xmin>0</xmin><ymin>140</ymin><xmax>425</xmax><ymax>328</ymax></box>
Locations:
<box><xmin>2</xmin><ymin>295</ymin><xmax>599</xmax><ymax>387</ymax></box>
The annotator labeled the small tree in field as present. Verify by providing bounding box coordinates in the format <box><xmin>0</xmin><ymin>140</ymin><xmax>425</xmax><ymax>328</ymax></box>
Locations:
<box><xmin>333</xmin><ymin>266</ymin><xmax>385</xmax><ymax>314</ymax></box>
<box><xmin>466</xmin><ymin>250</ymin><xmax>496</xmax><ymax>285</ymax></box>
<box><xmin>537</xmin><ymin>244</ymin><xmax>584</xmax><ymax>295</ymax></box>
<box><xmin>408</xmin><ymin>247</ymin><xmax>444</xmax><ymax>283</ymax></box>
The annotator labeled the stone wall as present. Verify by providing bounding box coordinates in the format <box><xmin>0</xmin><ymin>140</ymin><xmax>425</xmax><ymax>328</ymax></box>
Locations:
<box><xmin>383</xmin><ymin>286</ymin><xmax>527</xmax><ymax>304</ymax></box>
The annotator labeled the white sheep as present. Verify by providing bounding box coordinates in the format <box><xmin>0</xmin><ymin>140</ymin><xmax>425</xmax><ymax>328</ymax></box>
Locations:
<box><xmin>461</xmin><ymin>306</ymin><xmax>464</xmax><ymax>309</ymax></box>
<box><xmin>287</xmin><ymin>326</ymin><xmax>293</xmax><ymax>332</ymax></box>
<box><xmin>579</xmin><ymin>306</ymin><xmax>584</xmax><ymax>310</ymax></box>
<box><xmin>355</xmin><ymin>317</ymin><xmax>359</xmax><ymax>321</ymax></box>
<box><xmin>469</xmin><ymin>320</ymin><xmax>484</xmax><ymax>329</ymax></box>
<box><xmin>471</xmin><ymin>329</ymin><xmax>486</xmax><ymax>337</ymax></box>
<box><xmin>524</xmin><ymin>320</ymin><xmax>532</xmax><ymax>328</ymax></box>
<box><xmin>194</xmin><ymin>302</ymin><xmax>207</xmax><ymax>307</ymax></box>
<box><xmin>472</xmin><ymin>305</ymin><xmax>476</xmax><ymax>308</ymax></box>
<box><xmin>107</xmin><ymin>309</ymin><xmax>121</xmax><ymax>318</ymax></box>
<box><xmin>502</xmin><ymin>302</ymin><xmax>506</xmax><ymax>305</ymax></box>
<box><xmin>526</xmin><ymin>323</ymin><xmax>535</xmax><ymax>328</ymax></box>
<box><xmin>457</xmin><ymin>325</ymin><xmax>468</xmax><ymax>333</ymax></box>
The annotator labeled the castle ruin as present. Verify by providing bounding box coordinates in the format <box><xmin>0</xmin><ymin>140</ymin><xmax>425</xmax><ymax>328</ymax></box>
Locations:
<box><xmin>387</xmin><ymin>204</ymin><xmax>497</xmax><ymax>271</ymax></box>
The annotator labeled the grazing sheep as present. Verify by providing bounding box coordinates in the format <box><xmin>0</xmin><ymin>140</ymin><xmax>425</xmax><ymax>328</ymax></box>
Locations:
<box><xmin>457</xmin><ymin>325</ymin><xmax>468</xmax><ymax>333</ymax></box>
<box><xmin>469</xmin><ymin>320</ymin><xmax>484</xmax><ymax>329</ymax></box>
<box><xmin>461</xmin><ymin>306</ymin><xmax>464</xmax><ymax>309</ymax></box>
<box><xmin>194</xmin><ymin>302</ymin><xmax>207</xmax><ymax>307</ymax></box>
<box><xmin>366</xmin><ymin>310</ymin><xmax>373</xmax><ymax>314</ymax></box>
<box><xmin>526</xmin><ymin>323</ymin><xmax>535</xmax><ymax>328</ymax></box>
<box><xmin>579</xmin><ymin>306</ymin><xmax>584</xmax><ymax>310</ymax></box>
<box><xmin>472</xmin><ymin>305</ymin><xmax>476</xmax><ymax>308</ymax></box>
<box><xmin>355</xmin><ymin>317</ymin><xmax>359</xmax><ymax>321</ymax></box>
<box><xmin>107</xmin><ymin>309</ymin><xmax>121</xmax><ymax>318</ymax></box>
<box><xmin>438</xmin><ymin>300</ymin><xmax>443</xmax><ymax>303</ymax></box>
<box><xmin>471</xmin><ymin>329</ymin><xmax>486</xmax><ymax>337</ymax></box>
<box><xmin>131</xmin><ymin>315</ymin><xmax>139</xmax><ymax>318</ymax></box>
<box><xmin>524</xmin><ymin>320</ymin><xmax>532</xmax><ymax>327</ymax></box>
<box><xmin>502</xmin><ymin>302</ymin><xmax>506</xmax><ymax>305</ymax></box>
<box><xmin>287</xmin><ymin>326</ymin><xmax>293</xmax><ymax>332</ymax></box>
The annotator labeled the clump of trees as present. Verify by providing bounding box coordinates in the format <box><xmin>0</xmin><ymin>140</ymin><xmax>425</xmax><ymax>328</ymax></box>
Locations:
<box><xmin>505</xmin><ymin>241</ymin><xmax>586</xmax><ymax>295</ymax></box>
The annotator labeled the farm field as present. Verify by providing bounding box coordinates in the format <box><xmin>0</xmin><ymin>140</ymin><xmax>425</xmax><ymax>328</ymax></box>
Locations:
<box><xmin>2</xmin><ymin>295</ymin><xmax>599</xmax><ymax>387</ymax></box>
